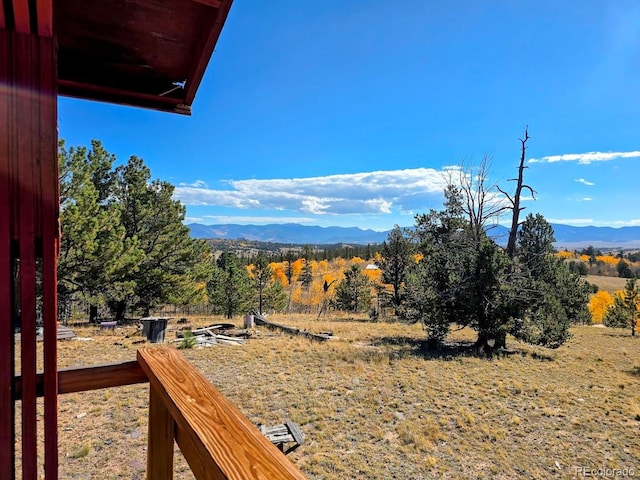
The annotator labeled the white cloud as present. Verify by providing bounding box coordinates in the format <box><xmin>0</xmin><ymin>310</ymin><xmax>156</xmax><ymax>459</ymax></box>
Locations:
<box><xmin>607</xmin><ymin>219</ymin><xmax>640</xmax><ymax>227</ymax></box>
<box><xmin>546</xmin><ymin>218</ymin><xmax>594</xmax><ymax>226</ymax></box>
<box><xmin>575</xmin><ymin>178</ymin><xmax>595</xmax><ymax>186</ymax></box>
<box><xmin>529</xmin><ymin>150</ymin><xmax>640</xmax><ymax>165</ymax></box>
<box><xmin>581</xmin><ymin>197</ymin><xmax>593</xmax><ymax>201</ymax></box>
<box><xmin>174</xmin><ymin>168</ymin><xmax>451</xmax><ymax>216</ymax></box>
<box><xmin>179</xmin><ymin>180</ymin><xmax>208</xmax><ymax>188</ymax></box>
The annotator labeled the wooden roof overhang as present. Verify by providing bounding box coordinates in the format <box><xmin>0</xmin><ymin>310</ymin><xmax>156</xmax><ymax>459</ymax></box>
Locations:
<box><xmin>56</xmin><ymin>0</ymin><xmax>234</xmax><ymax>114</ymax></box>
<box><xmin>1</xmin><ymin>0</ymin><xmax>234</xmax><ymax>114</ymax></box>
<box><xmin>54</xmin><ymin>0</ymin><xmax>232</xmax><ymax>114</ymax></box>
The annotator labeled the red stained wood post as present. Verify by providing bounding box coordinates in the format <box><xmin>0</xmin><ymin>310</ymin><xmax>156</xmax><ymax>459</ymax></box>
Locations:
<box><xmin>0</xmin><ymin>2</ymin><xmax>58</xmax><ymax>477</ymax></box>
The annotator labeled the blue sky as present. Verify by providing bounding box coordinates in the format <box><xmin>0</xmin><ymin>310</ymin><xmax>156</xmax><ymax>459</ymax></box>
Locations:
<box><xmin>59</xmin><ymin>0</ymin><xmax>640</xmax><ymax>232</ymax></box>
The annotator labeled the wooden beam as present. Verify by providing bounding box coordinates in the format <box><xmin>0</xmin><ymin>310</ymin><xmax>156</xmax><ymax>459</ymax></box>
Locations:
<box><xmin>137</xmin><ymin>347</ymin><xmax>307</xmax><ymax>480</ymax></box>
<box><xmin>37</xmin><ymin>32</ymin><xmax>58</xmax><ymax>479</ymax></box>
<box><xmin>35</xmin><ymin>0</ymin><xmax>53</xmax><ymax>36</ymax></box>
<box><xmin>0</xmin><ymin>29</ymin><xmax>16</xmax><ymax>480</ymax></box>
<box><xmin>11</xmin><ymin>0</ymin><xmax>31</xmax><ymax>33</ymax></box>
<box><xmin>192</xmin><ymin>0</ymin><xmax>223</xmax><ymax>7</ymax></box>
<box><xmin>147</xmin><ymin>387</ymin><xmax>175</xmax><ymax>480</ymax></box>
<box><xmin>13</xmin><ymin>361</ymin><xmax>148</xmax><ymax>400</ymax></box>
<box><xmin>58</xmin><ymin>79</ymin><xmax>190</xmax><ymax>115</ymax></box>
<box><xmin>58</xmin><ymin>361</ymin><xmax>148</xmax><ymax>394</ymax></box>
<box><xmin>16</xmin><ymin>30</ymin><xmax>39</xmax><ymax>480</ymax></box>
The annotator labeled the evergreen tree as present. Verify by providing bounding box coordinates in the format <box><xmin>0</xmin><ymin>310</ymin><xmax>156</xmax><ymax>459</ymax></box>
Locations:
<box><xmin>57</xmin><ymin>140</ymin><xmax>141</xmax><ymax>323</ymax></box>
<box><xmin>250</xmin><ymin>254</ymin><xmax>273</xmax><ymax>314</ymax></box>
<box><xmin>208</xmin><ymin>252</ymin><xmax>252</xmax><ymax>319</ymax></box>
<box><xmin>111</xmin><ymin>156</ymin><xmax>211</xmax><ymax>318</ymax></box>
<box><xmin>402</xmin><ymin>186</ymin><xmax>511</xmax><ymax>348</ymax></box>
<box><xmin>511</xmin><ymin>214</ymin><xmax>591</xmax><ymax>346</ymax></box>
<box><xmin>300</xmin><ymin>259</ymin><xmax>314</xmax><ymax>291</ymax></box>
<box><xmin>401</xmin><ymin>178</ymin><xmax>587</xmax><ymax>351</ymax></box>
<box><xmin>377</xmin><ymin>226</ymin><xmax>413</xmax><ymax>315</ymax></box>
<box><xmin>616</xmin><ymin>259</ymin><xmax>634</xmax><ymax>278</ymax></box>
<box><xmin>262</xmin><ymin>280</ymin><xmax>287</xmax><ymax>313</ymax></box>
<box><xmin>603</xmin><ymin>278</ymin><xmax>639</xmax><ymax>336</ymax></box>
<box><xmin>334</xmin><ymin>264</ymin><xmax>372</xmax><ymax>313</ymax></box>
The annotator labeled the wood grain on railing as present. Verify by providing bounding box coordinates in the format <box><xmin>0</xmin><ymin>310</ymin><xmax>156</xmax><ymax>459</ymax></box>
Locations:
<box><xmin>137</xmin><ymin>347</ymin><xmax>308</xmax><ymax>480</ymax></box>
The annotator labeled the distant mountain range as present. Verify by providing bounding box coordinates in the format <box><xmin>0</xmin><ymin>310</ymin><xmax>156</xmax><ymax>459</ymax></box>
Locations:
<box><xmin>187</xmin><ymin>223</ymin><xmax>389</xmax><ymax>245</ymax></box>
<box><xmin>187</xmin><ymin>222</ymin><xmax>640</xmax><ymax>249</ymax></box>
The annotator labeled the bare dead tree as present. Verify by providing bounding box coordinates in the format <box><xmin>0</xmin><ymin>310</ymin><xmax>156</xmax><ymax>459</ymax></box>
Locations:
<box><xmin>496</xmin><ymin>127</ymin><xmax>536</xmax><ymax>259</ymax></box>
<box><xmin>449</xmin><ymin>156</ymin><xmax>510</xmax><ymax>244</ymax></box>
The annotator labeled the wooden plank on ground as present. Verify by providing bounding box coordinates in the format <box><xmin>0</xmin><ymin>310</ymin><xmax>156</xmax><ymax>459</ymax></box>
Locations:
<box><xmin>286</xmin><ymin>421</ymin><xmax>305</xmax><ymax>447</ymax></box>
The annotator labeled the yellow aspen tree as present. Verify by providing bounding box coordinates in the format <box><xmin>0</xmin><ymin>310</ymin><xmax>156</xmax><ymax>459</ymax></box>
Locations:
<box><xmin>291</xmin><ymin>258</ymin><xmax>304</xmax><ymax>279</ymax></box>
<box><xmin>589</xmin><ymin>290</ymin><xmax>613</xmax><ymax>323</ymax></box>
<box><xmin>272</xmin><ymin>267</ymin><xmax>288</xmax><ymax>287</ymax></box>
<box><xmin>596</xmin><ymin>255</ymin><xmax>619</xmax><ymax>266</ymax></box>
<box><xmin>317</xmin><ymin>259</ymin><xmax>329</xmax><ymax>273</ymax></box>
<box><xmin>364</xmin><ymin>267</ymin><xmax>382</xmax><ymax>283</ymax></box>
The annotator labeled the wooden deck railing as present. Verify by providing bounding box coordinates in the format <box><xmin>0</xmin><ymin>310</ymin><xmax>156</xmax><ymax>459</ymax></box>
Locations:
<box><xmin>15</xmin><ymin>347</ymin><xmax>307</xmax><ymax>480</ymax></box>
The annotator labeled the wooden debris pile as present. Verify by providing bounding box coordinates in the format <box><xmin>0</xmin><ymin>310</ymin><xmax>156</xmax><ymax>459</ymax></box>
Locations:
<box><xmin>174</xmin><ymin>324</ymin><xmax>250</xmax><ymax>347</ymax></box>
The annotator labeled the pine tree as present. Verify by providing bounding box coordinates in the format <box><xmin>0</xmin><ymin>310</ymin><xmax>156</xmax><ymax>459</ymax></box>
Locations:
<box><xmin>208</xmin><ymin>252</ymin><xmax>253</xmax><ymax>319</ymax></box>
<box><xmin>334</xmin><ymin>264</ymin><xmax>372</xmax><ymax>313</ymax></box>
<box><xmin>250</xmin><ymin>254</ymin><xmax>273</xmax><ymax>314</ymax></box>
<box><xmin>57</xmin><ymin>140</ymin><xmax>141</xmax><ymax>323</ymax></box>
<box><xmin>603</xmin><ymin>279</ymin><xmax>639</xmax><ymax>336</ymax></box>
<box><xmin>511</xmin><ymin>214</ymin><xmax>591</xmax><ymax>346</ymax></box>
<box><xmin>111</xmin><ymin>156</ymin><xmax>211</xmax><ymax>318</ymax></box>
<box><xmin>377</xmin><ymin>226</ymin><xmax>413</xmax><ymax>315</ymax></box>
<box><xmin>300</xmin><ymin>259</ymin><xmax>313</xmax><ymax>291</ymax></box>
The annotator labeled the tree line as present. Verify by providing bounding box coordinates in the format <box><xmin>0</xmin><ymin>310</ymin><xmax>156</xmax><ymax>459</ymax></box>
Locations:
<box><xmin>58</xmin><ymin>136</ymin><xmax>594</xmax><ymax>351</ymax></box>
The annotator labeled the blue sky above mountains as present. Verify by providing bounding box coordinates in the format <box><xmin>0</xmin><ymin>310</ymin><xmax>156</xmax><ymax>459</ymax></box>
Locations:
<box><xmin>59</xmin><ymin>1</ymin><xmax>640</xmax><ymax>231</ymax></box>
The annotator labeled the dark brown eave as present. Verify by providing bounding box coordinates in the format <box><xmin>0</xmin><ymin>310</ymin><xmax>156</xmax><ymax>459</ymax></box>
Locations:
<box><xmin>54</xmin><ymin>0</ymin><xmax>233</xmax><ymax>115</ymax></box>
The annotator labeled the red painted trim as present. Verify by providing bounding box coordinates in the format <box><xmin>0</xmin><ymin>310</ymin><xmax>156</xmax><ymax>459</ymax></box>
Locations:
<box><xmin>36</xmin><ymin>0</ymin><xmax>53</xmax><ymax>37</ymax></box>
<box><xmin>12</xmin><ymin>0</ymin><xmax>31</xmax><ymax>34</ymax></box>
<box><xmin>0</xmin><ymin>30</ymin><xmax>16</xmax><ymax>480</ymax></box>
<box><xmin>39</xmin><ymin>35</ymin><xmax>59</xmax><ymax>479</ymax></box>
<box><xmin>16</xmin><ymin>32</ymin><xmax>38</xmax><ymax>480</ymax></box>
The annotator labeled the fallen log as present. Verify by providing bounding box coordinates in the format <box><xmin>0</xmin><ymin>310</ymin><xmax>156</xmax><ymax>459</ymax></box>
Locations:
<box><xmin>252</xmin><ymin>312</ymin><xmax>332</xmax><ymax>342</ymax></box>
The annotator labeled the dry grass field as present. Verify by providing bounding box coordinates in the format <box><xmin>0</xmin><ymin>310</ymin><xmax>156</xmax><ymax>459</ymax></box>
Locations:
<box><xmin>48</xmin><ymin>314</ymin><xmax>640</xmax><ymax>479</ymax></box>
<box><xmin>586</xmin><ymin>275</ymin><xmax>628</xmax><ymax>294</ymax></box>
